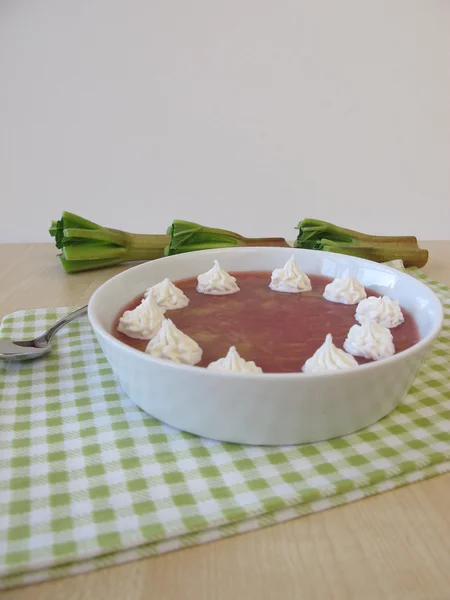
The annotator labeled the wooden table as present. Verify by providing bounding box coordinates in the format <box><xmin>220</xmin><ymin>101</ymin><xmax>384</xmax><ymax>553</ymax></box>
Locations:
<box><xmin>2</xmin><ymin>242</ymin><xmax>450</xmax><ymax>600</ymax></box>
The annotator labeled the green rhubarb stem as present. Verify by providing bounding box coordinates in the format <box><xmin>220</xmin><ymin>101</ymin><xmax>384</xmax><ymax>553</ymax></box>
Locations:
<box><xmin>166</xmin><ymin>219</ymin><xmax>289</xmax><ymax>255</ymax></box>
<box><xmin>58</xmin><ymin>256</ymin><xmax>126</xmax><ymax>274</ymax></box>
<box><xmin>316</xmin><ymin>239</ymin><xmax>429</xmax><ymax>268</ymax></box>
<box><xmin>297</xmin><ymin>218</ymin><xmax>418</xmax><ymax>245</ymax></box>
<box><xmin>62</xmin><ymin>228</ymin><xmax>127</xmax><ymax>246</ymax></box>
<box><xmin>124</xmin><ymin>238</ymin><xmax>170</xmax><ymax>261</ymax></box>
<box><xmin>62</xmin><ymin>243</ymin><xmax>126</xmax><ymax>261</ymax></box>
<box><xmin>61</xmin><ymin>237</ymin><xmax>170</xmax><ymax>262</ymax></box>
<box><xmin>62</xmin><ymin>226</ymin><xmax>170</xmax><ymax>255</ymax></box>
<box><xmin>295</xmin><ymin>218</ymin><xmax>428</xmax><ymax>267</ymax></box>
<box><xmin>121</xmin><ymin>232</ymin><xmax>171</xmax><ymax>252</ymax></box>
<box><xmin>49</xmin><ymin>210</ymin><xmax>170</xmax><ymax>273</ymax></box>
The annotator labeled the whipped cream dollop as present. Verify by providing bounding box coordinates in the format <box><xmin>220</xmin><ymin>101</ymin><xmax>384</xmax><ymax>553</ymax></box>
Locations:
<box><xmin>323</xmin><ymin>275</ymin><xmax>367</xmax><ymax>305</ymax></box>
<box><xmin>145</xmin><ymin>319</ymin><xmax>202</xmax><ymax>365</ymax></box>
<box><xmin>207</xmin><ymin>346</ymin><xmax>263</xmax><ymax>374</ymax></box>
<box><xmin>197</xmin><ymin>261</ymin><xmax>240</xmax><ymax>295</ymax></box>
<box><xmin>269</xmin><ymin>254</ymin><xmax>312</xmax><ymax>293</ymax></box>
<box><xmin>117</xmin><ymin>294</ymin><xmax>165</xmax><ymax>340</ymax></box>
<box><xmin>344</xmin><ymin>320</ymin><xmax>395</xmax><ymax>361</ymax></box>
<box><xmin>355</xmin><ymin>295</ymin><xmax>404</xmax><ymax>328</ymax></box>
<box><xmin>145</xmin><ymin>278</ymin><xmax>189</xmax><ymax>310</ymax></box>
<box><xmin>302</xmin><ymin>334</ymin><xmax>358</xmax><ymax>373</ymax></box>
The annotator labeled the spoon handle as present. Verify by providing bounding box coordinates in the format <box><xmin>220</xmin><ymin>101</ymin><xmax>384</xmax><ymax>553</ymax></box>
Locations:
<box><xmin>34</xmin><ymin>306</ymin><xmax>88</xmax><ymax>347</ymax></box>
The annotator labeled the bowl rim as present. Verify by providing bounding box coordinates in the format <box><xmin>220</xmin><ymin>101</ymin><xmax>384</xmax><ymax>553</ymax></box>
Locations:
<box><xmin>88</xmin><ymin>247</ymin><xmax>444</xmax><ymax>381</ymax></box>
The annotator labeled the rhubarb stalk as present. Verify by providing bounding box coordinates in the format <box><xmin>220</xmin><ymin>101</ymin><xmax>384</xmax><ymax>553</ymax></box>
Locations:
<box><xmin>49</xmin><ymin>211</ymin><xmax>170</xmax><ymax>274</ymax></box>
<box><xmin>165</xmin><ymin>220</ymin><xmax>290</xmax><ymax>255</ymax></box>
<box><xmin>295</xmin><ymin>218</ymin><xmax>428</xmax><ymax>267</ymax></box>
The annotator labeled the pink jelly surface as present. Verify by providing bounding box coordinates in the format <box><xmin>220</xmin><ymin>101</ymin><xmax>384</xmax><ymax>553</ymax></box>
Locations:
<box><xmin>113</xmin><ymin>272</ymin><xmax>420</xmax><ymax>373</ymax></box>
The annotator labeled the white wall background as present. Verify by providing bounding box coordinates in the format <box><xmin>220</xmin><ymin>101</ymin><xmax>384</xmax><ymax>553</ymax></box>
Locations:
<box><xmin>1</xmin><ymin>0</ymin><xmax>449</xmax><ymax>243</ymax></box>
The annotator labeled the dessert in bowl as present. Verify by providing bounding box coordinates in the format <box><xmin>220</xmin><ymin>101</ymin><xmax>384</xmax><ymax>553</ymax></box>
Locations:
<box><xmin>88</xmin><ymin>247</ymin><xmax>443</xmax><ymax>445</ymax></box>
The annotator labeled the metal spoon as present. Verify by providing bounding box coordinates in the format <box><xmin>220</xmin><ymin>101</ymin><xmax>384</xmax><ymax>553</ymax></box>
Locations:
<box><xmin>0</xmin><ymin>306</ymin><xmax>88</xmax><ymax>361</ymax></box>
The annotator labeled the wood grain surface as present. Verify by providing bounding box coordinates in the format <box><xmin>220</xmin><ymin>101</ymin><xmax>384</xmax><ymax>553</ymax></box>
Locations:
<box><xmin>1</xmin><ymin>242</ymin><xmax>449</xmax><ymax>600</ymax></box>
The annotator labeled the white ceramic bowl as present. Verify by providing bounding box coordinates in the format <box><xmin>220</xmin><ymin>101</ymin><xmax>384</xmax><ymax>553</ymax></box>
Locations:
<box><xmin>88</xmin><ymin>248</ymin><xmax>443</xmax><ymax>445</ymax></box>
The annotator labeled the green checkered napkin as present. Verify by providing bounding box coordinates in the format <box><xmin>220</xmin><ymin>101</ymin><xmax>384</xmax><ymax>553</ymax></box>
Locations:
<box><xmin>0</xmin><ymin>266</ymin><xmax>449</xmax><ymax>589</ymax></box>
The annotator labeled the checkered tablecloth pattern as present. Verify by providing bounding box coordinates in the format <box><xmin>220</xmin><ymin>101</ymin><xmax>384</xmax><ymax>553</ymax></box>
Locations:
<box><xmin>0</xmin><ymin>266</ymin><xmax>449</xmax><ymax>589</ymax></box>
